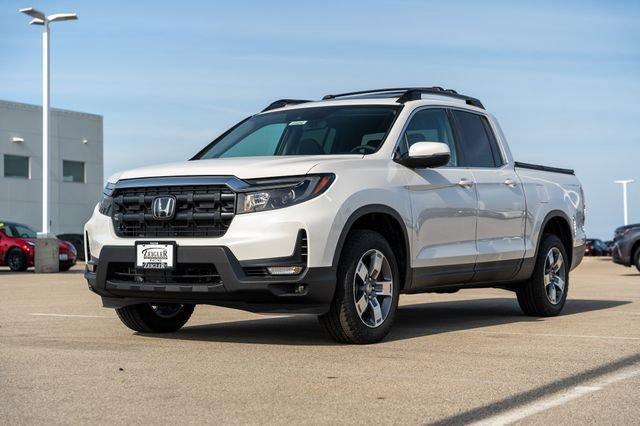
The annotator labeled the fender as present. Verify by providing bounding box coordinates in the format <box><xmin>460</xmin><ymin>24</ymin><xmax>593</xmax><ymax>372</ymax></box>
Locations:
<box><xmin>331</xmin><ymin>204</ymin><xmax>412</xmax><ymax>290</ymax></box>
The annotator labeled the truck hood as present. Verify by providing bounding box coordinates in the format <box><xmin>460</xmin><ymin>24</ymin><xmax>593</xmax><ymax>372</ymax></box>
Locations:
<box><xmin>111</xmin><ymin>155</ymin><xmax>361</xmax><ymax>182</ymax></box>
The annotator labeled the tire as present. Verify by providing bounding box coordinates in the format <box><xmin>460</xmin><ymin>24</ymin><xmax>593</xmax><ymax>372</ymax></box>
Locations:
<box><xmin>6</xmin><ymin>248</ymin><xmax>28</xmax><ymax>272</ymax></box>
<box><xmin>59</xmin><ymin>264</ymin><xmax>72</xmax><ymax>272</ymax></box>
<box><xmin>116</xmin><ymin>303</ymin><xmax>195</xmax><ymax>333</ymax></box>
<box><xmin>633</xmin><ymin>247</ymin><xmax>640</xmax><ymax>273</ymax></box>
<box><xmin>319</xmin><ymin>230</ymin><xmax>400</xmax><ymax>344</ymax></box>
<box><xmin>517</xmin><ymin>234</ymin><xmax>569</xmax><ymax>316</ymax></box>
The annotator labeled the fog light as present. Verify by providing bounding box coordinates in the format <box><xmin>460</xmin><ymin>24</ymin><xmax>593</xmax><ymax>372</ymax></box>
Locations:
<box><xmin>266</xmin><ymin>265</ymin><xmax>304</xmax><ymax>275</ymax></box>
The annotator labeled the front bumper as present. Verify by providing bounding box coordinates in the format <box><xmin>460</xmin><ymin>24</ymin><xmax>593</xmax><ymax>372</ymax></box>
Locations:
<box><xmin>85</xmin><ymin>245</ymin><xmax>336</xmax><ymax>314</ymax></box>
<box><xmin>571</xmin><ymin>243</ymin><xmax>586</xmax><ymax>270</ymax></box>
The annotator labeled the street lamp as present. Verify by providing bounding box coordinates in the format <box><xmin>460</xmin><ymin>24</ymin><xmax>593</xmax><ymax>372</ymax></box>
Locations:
<box><xmin>614</xmin><ymin>180</ymin><xmax>634</xmax><ymax>226</ymax></box>
<box><xmin>19</xmin><ymin>7</ymin><xmax>78</xmax><ymax>237</ymax></box>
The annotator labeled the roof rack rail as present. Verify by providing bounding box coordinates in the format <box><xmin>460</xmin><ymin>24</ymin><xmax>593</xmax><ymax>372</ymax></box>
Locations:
<box><xmin>262</xmin><ymin>99</ymin><xmax>312</xmax><ymax>112</ymax></box>
<box><xmin>322</xmin><ymin>87</ymin><xmax>484</xmax><ymax>109</ymax></box>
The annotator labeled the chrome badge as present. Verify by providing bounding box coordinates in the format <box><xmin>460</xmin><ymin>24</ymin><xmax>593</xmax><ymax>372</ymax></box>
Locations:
<box><xmin>152</xmin><ymin>196</ymin><xmax>176</xmax><ymax>220</ymax></box>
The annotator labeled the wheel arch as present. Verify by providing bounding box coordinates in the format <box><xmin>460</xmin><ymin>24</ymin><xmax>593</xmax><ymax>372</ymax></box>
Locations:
<box><xmin>515</xmin><ymin>210</ymin><xmax>574</xmax><ymax>282</ymax></box>
<box><xmin>539</xmin><ymin>211</ymin><xmax>574</xmax><ymax>266</ymax></box>
<box><xmin>331</xmin><ymin>205</ymin><xmax>411</xmax><ymax>291</ymax></box>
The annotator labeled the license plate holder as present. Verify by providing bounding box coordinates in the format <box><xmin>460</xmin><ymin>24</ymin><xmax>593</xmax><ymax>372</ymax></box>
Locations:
<box><xmin>135</xmin><ymin>241</ymin><xmax>176</xmax><ymax>270</ymax></box>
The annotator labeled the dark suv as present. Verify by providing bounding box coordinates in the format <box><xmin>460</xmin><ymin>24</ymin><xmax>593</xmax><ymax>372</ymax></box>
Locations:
<box><xmin>612</xmin><ymin>223</ymin><xmax>640</xmax><ymax>272</ymax></box>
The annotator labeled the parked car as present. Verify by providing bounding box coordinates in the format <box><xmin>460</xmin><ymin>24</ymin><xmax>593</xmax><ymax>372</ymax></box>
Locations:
<box><xmin>84</xmin><ymin>86</ymin><xmax>586</xmax><ymax>343</ymax></box>
<box><xmin>0</xmin><ymin>221</ymin><xmax>77</xmax><ymax>271</ymax></box>
<box><xmin>585</xmin><ymin>238</ymin><xmax>608</xmax><ymax>256</ymax></box>
<box><xmin>612</xmin><ymin>223</ymin><xmax>640</xmax><ymax>272</ymax></box>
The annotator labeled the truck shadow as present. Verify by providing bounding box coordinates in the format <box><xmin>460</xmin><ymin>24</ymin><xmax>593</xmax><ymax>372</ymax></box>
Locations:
<box><xmin>142</xmin><ymin>297</ymin><xmax>631</xmax><ymax>346</ymax></box>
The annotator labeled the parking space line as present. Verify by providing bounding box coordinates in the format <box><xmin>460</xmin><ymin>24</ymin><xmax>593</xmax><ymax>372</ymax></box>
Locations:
<box><xmin>29</xmin><ymin>313</ymin><xmax>109</xmax><ymax>318</ymax></box>
<box><xmin>469</xmin><ymin>366</ymin><xmax>640</xmax><ymax>426</ymax></box>
<box><xmin>470</xmin><ymin>331</ymin><xmax>640</xmax><ymax>341</ymax></box>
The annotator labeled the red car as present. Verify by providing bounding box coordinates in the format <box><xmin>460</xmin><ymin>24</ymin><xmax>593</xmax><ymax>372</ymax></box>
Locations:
<box><xmin>0</xmin><ymin>221</ymin><xmax>77</xmax><ymax>272</ymax></box>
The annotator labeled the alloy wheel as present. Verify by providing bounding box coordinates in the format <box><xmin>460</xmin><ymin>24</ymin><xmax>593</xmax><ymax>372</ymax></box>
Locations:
<box><xmin>8</xmin><ymin>253</ymin><xmax>23</xmax><ymax>271</ymax></box>
<box><xmin>352</xmin><ymin>249</ymin><xmax>394</xmax><ymax>328</ymax></box>
<box><xmin>544</xmin><ymin>247</ymin><xmax>566</xmax><ymax>304</ymax></box>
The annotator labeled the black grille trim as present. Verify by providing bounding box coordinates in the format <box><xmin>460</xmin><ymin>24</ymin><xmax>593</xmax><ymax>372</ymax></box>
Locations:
<box><xmin>111</xmin><ymin>185</ymin><xmax>236</xmax><ymax>238</ymax></box>
<box><xmin>107</xmin><ymin>262</ymin><xmax>222</xmax><ymax>286</ymax></box>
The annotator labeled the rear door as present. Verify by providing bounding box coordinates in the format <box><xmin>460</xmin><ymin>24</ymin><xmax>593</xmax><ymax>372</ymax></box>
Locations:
<box><xmin>450</xmin><ymin>110</ymin><xmax>526</xmax><ymax>282</ymax></box>
<box><xmin>401</xmin><ymin>108</ymin><xmax>478</xmax><ymax>288</ymax></box>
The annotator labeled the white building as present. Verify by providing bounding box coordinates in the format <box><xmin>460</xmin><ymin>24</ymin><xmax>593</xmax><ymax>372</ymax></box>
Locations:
<box><xmin>0</xmin><ymin>100</ymin><xmax>103</xmax><ymax>235</ymax></box>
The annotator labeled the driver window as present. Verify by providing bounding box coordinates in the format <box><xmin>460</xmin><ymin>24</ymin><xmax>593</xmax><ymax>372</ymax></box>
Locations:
<box><xmin>13</xmin><ymin>224</ymin><xmax>37</xmax><ymax>238</ymax></box>
<box><xmin>401</xmin><ymin>108</ymin><xmax>457</xmax><ymax>166</ymax></box>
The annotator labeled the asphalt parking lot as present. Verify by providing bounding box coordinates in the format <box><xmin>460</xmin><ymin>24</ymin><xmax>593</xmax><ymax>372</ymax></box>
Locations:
<box><xmin>1</xmin><ymin>257</ymin><xmax>638</xmax><ymax>425</ymax></box>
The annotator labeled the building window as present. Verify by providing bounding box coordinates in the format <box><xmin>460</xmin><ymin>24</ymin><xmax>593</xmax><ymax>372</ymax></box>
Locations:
<box><xmin>4</xmin><ymin>154</ymin><xmax>30</xmax><ymax>178</ymax></box>
<box><xmin>63</xmin><ymin>160</ymin><xmax>85</xmax><ymax>183</ymax></box>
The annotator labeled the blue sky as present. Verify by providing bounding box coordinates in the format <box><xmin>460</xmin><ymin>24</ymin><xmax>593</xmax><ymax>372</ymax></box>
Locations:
<box><xmin>1</xmin><ymin>0</ymin><xmax>639</xmax><ymax>239</ymax></box>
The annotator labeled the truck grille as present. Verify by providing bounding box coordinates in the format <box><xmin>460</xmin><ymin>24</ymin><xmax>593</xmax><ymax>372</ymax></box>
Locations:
<box><xmin>111</xmin><ymin>185</ymin><xmax>236</xmax><ymax>238</ymax></box>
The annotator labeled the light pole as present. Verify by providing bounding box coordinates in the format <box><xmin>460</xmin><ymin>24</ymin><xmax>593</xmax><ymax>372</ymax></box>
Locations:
<box><xmin>19</xmin><ymin>7</ymin><xmax>78</xmax><ymax>237</ymax></box>
<box><xmin>614</xmin><ymin>180</ymin><xmax>634</xmax><ymax>226</ymax></box>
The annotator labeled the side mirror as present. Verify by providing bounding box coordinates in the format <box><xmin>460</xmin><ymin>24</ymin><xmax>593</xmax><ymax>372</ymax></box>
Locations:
<box><xmin>398</xmin><ymin>141</ymin><xmax>451</xmax><ymax>168</ymax></box>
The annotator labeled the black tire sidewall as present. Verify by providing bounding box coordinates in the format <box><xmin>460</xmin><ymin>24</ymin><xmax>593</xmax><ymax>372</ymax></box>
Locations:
<box><xmin>335</xmin><ymin>230</ymin><xmax>400</xmax><ymax>343</ymax></box>
<box><xmin>117</xmin><ymin>303</ymin><xmax>194</xmax><ymax>333</ymax></box>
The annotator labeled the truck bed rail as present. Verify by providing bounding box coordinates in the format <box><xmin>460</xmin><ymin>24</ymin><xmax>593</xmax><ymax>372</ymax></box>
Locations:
<box><xmin>514</xmin><ymin>161</ymin><xmax>575</xmax><ymax>175</ymax></box>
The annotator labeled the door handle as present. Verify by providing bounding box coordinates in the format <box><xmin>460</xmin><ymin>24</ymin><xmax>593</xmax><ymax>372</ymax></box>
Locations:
<box><xmin>458</xmin><ymin>178</ymin><xmax>474</xmax><ymax>188</ymax></box>
<box><xmin>504</xmin><ymin>178</ymin><xmax>517</xmax><ymax>187</ymax></box>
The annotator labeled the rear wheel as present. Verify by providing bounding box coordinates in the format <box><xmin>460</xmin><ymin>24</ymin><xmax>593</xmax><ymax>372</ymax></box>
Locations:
<box><xmin>116</xmin><ymin>303</ymin><xmax>194</xmax><ymax>333</ymax></box>
<box><xmin>6</xmin><ymin>248</ymin><xmax>28</xmax><ymax>272</ymax></box>
<box><xmin>319</xmin><ymin>230</ymin><xmax>400</xmax><ymax>344</ymax></box>
<box><xmin>517</xmin><ymin>234</ymin><xmax>569</xmax><ymax>316</ymax></box>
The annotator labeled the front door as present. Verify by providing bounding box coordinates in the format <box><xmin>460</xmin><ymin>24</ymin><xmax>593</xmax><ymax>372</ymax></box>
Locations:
<box><xmin>401</xmin><ymin>108</ymin><xmax>478</xmax><ymax>289</ymax></box>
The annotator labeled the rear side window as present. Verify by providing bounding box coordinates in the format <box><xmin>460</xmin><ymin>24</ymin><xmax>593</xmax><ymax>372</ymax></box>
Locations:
<box><xmin>451</xmin><ymin>110</ymin><xmax>502</xmax><ymax>168</ymax></box>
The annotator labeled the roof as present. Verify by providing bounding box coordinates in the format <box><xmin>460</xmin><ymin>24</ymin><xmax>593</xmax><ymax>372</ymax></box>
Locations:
<box><xmin>0</xmin><ymin>99</ymin><xmax>102</xmax><ymax>120</ymax></box>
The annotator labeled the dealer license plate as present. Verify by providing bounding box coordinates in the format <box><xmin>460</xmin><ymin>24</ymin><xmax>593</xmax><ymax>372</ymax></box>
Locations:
<box><xmin>136</xmin><ymin>242</ymin><xmax>175</xmax><ymax>270</ymax></box>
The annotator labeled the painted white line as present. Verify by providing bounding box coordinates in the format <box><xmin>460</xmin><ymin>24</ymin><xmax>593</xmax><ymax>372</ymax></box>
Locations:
<box><xmin>29</xmin><ymin>313</ymin><xmax>109</xmax><ymax>318</ymax></box>
<box><xmin>471</xmin><ymin>331</ymin><xmax>640</xmax><ymax>341</ymax></box>
<box><xmin>470</xmin><ymin>367</ymin><xmax>640</xmax><ymax>426</ymax></box>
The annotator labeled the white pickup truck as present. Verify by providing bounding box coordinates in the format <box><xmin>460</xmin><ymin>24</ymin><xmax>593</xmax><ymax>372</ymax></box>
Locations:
<box><xmin>84</xmin><ymin>87</ymin><xmax>586</xmax><ymax>343</ymax></box>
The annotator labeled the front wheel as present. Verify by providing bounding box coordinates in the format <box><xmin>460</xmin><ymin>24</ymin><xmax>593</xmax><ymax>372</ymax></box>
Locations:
<box><xmin>517</xmin><ymin>234</ymin><xmax>569</xmax><ymax>316</ymax></box>
<box><xmin>116</xmin><ymin>303</ymin><xmax>194</xmax><ymax>333</ymax></box>
<box><xmin>6</xmin><ymin>248</ymin><xmax>28</xmax><ymax>272</ymax></box>
<box><xmin>319</xmin><ymin>230</ymin><xmax>400</xmax><ymax>344</ymax></box>
<box><xmin>633</xmin><ymin>247</ymin><xmax>640</xmax><ymax>273</ymax></box>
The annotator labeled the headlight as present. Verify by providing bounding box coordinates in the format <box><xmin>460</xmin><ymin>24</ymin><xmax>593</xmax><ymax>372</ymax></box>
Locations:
<box><xmin>26</xmin><ymin>241</ymin><xmax>35</xmax><ymax>247</ymax></box>
<box><xmin>237</xmin><ymin>174</ymin><xmax>334</xmax><ymax>214</ymax></box>
<box><xmin>98</xmin><ymin>182</ymin><xmax>115</xmax><ymax>216</ymax></box>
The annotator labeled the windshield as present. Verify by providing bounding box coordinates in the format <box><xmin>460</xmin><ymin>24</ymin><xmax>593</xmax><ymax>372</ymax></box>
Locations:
<box><xmin>195</xmin><ymin>105</ymin><xmax>399</xmax><ymax>159</ymax></box>
<box><xmin>0</xmin><ymin>223</ymin><xmax>37</xmax><ymax>238</ymax></box>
